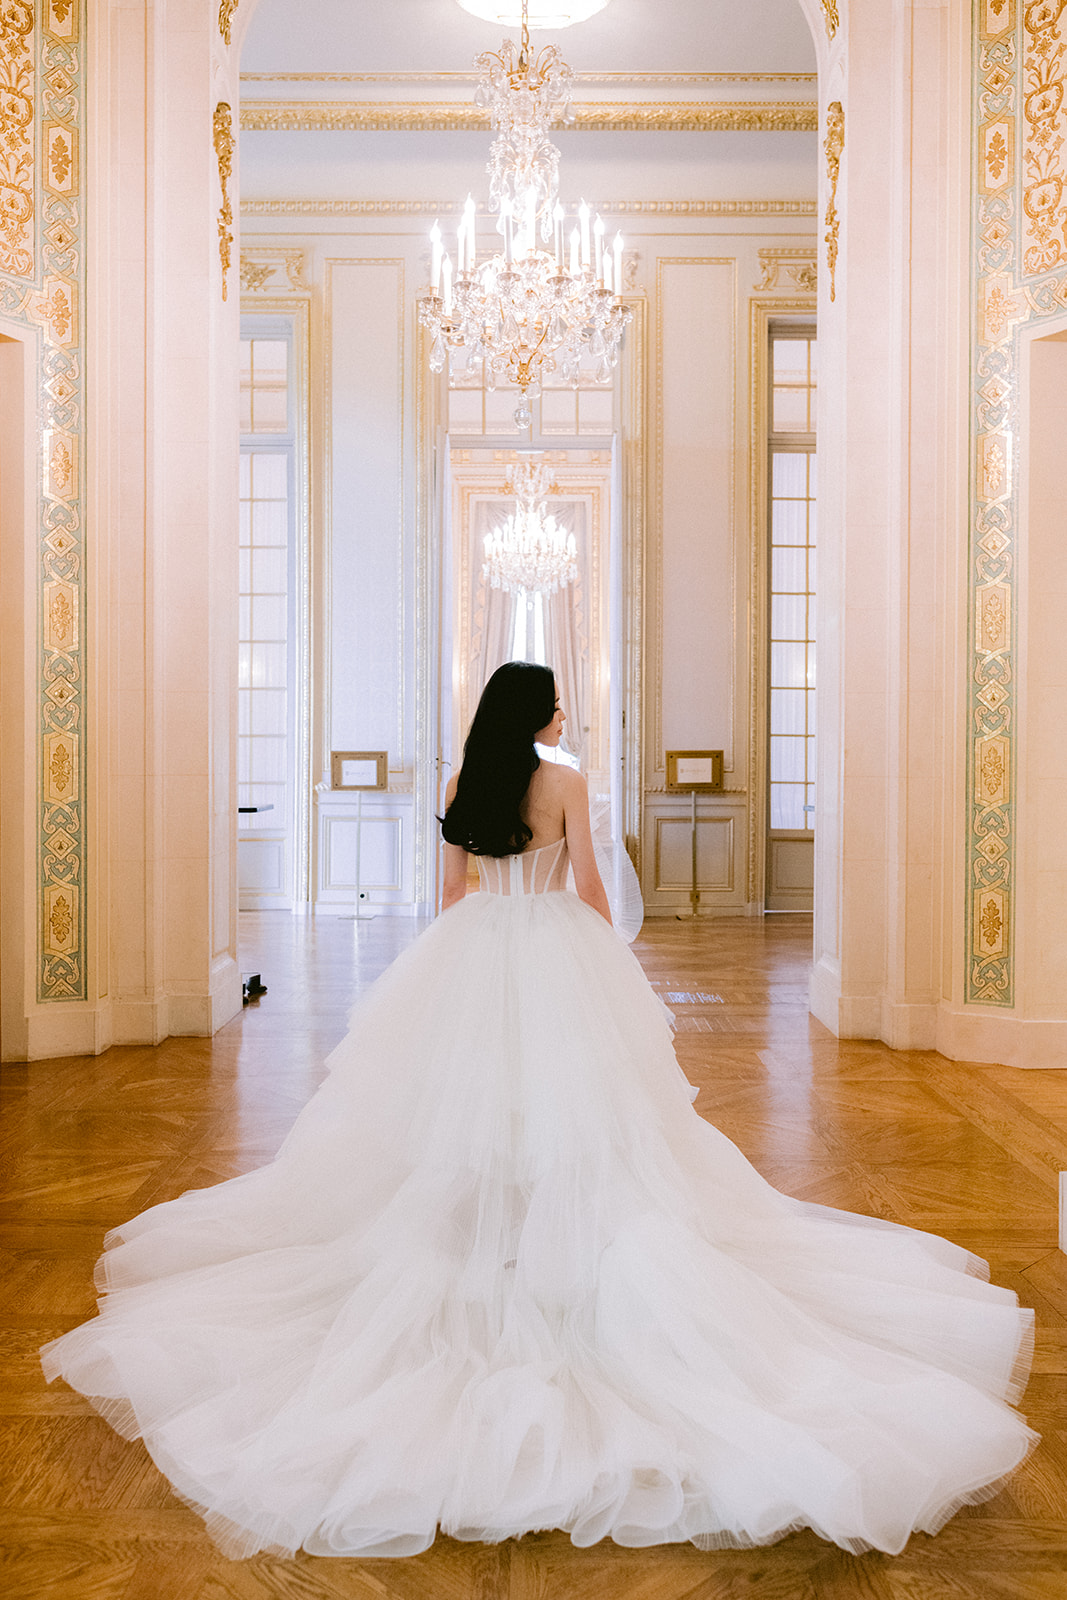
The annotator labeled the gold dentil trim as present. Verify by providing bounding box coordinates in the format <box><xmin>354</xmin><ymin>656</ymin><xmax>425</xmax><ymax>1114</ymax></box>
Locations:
<box><xmin>241</xmin><ymin>71</ymin><xmax>819</xmax><ymax>86</ymax></box>
<box><xmin>240</xmin><ymin>100</ymin><xmax>819</xmax><ymax>134</ymax></box>
<box><xmin>241</xmin><ymin>198</ymin><xmax>818</xmax><ymax>217</ymax></box>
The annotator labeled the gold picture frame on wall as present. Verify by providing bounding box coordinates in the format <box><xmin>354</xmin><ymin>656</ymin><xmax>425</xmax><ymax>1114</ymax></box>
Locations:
<box><xmin>665</xmin><ymin>750</ymin><xmax>723</xmax><ymax>792</ymax></box>
<box><xmin>330</xmin><ymin>751</ymin><xmax>388</xmax><ymax>790</ymax></box>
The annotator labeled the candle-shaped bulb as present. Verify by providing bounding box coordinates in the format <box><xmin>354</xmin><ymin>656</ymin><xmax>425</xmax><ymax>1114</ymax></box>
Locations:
<box><xmin>579</xmin><ymin>200</ymin><xmax>591</xmax><ymax>269</ymax></box>
<box><xmin>613</xmin><ymin>231</ymin><xmax>623</xmax><ymax>294</ymax></box>
<box><xmin>569</xmin><ymin>226</ymin><xmax>580</xmax><ymax>278</ymax></box>
<box><xmin>430</xmin><ymin>221</ymin><xmax>442</xmax><ymax>293</ymax></box>
<box><xmin>442</xmin><ymin>253</ymin><xmax>453</xmax><ymax>314</ymax></box>
<box><xmin>594</xmin><ymin>213</ymin><xmax>605</xmax><ymax>284</ymax></box>
<box><xmin>501</xmin><ymin>197</ymin><xmax>513</xmax><ymax>264</ymax></box>
<box><xmin>463</xmin><ymin>194</ymin><xmax>476</xmax><ymax>272</ymax></box>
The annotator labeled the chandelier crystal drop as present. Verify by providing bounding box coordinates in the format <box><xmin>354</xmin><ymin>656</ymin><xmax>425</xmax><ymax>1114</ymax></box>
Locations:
<box><xmin>418</xmin><ymin>0</ymin><xmax>631</xmax><ymax>429</ymax></box>
<box><xmin>474</xmin><ymin>9</ymin><xmax>572</xmax><ymax>241</ymax></box>
<box><xmin>482</xmin><ymin>455</ymin><xmax>578</xmax><ymax>594</ymax></box>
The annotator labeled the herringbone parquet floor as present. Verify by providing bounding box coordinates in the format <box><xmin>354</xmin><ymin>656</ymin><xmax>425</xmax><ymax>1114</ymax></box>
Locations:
<box><xmin>3</xmin><ymin>910</ymin><xmax>1066</xmax><ymax>1600</ymax></box>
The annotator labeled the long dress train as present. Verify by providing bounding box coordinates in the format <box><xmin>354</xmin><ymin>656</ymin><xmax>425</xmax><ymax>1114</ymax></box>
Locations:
<box><xmin>42</xmin><ymin>837</ymin><xmax>1035</xmax><ymax>1559</ymax></box>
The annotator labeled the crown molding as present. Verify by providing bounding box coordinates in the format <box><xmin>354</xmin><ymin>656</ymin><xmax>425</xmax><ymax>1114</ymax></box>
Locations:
<box><xmin>240</xmin><ymin>197</ymin><xmax>818</xmax><ymax>217</ymax></box>
<box><xmin>240</xmin><ymin>70</ymin><xmax>818</xmax><ymax>87</ymax></box>
<box><xmin>240</xmin><ymin>100</ymin><xmax>818</xmax><ymax>134</ymax></box>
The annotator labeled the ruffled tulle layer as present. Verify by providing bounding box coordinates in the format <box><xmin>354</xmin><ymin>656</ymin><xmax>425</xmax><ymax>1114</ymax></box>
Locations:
<box><xmin>42</xmin><ymin>889</ymin><xmax>1035</xmax><ymax>1559</ymax></box>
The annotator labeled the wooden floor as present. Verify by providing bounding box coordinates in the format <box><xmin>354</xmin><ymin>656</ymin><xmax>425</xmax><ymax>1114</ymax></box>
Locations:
<box><xmin>3</xmin><ymin>910</ymin><xmax>1067</xmax><ymax>1599</ymax></box>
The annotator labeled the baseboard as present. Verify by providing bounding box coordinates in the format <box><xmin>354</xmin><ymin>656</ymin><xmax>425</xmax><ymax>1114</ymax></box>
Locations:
<box><xmin>15</xmin><ymin>1003</ymin><xmax>114</xmax><ymax>1062</ymax></box>
<box><xmin>880</xmin><ymin>999</ymin><xmax>939</xmax><ymax>1051</ymax></box>
<box><xmin>809</xmin><ymin>955</ymin><xmax>843</xmax><ymax>1034</ymax></box>
<box><xmin>936</xmin><ymin>1005</ymin><xmax>1067</xmax><ymax>1069</ymax></box>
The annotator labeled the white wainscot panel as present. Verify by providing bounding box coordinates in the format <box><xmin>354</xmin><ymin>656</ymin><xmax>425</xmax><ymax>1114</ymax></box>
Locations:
<box><xmin>326</xmin><ymin>815</ymin><xmax>401</xmax><ymax>889</ymax></box>
<box><xmin>316</xmin><ymin>793</ymin><xmax>416</xmax><ymax>910</ymax></box>
<box><xmin>642</xmin><ymin>797</ymin><xmax>748</xmax><ymax>915</ymax></box>
<box><xmin>769</xmin><ymin>837</ymin><xmax>814</xmax><ymax>891</ymax></box>
<box><xmin>656</xmin><ymin>815</ymin><xmax>734</xmax><ymax>892</ymax></box>
<box><xmin>238</xmin><ymin>838</ymin><xmax>288</xmax><ymax>911</ymax></box>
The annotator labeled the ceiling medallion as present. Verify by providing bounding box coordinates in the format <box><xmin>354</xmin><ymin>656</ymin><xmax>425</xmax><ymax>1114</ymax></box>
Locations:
<box><xmin>482</xmin><ymin>456</ymin><xmax>578</xmax><ymax>594</ymax></box>
<box><xmin>456</xmin><ymin>1</ymin><xmax>610</xmax><ymax>27</ymax></box>
<box><xmin>420</xmin><ymin>0</ymin><xmax>630</xmax><ymax>429</ymax></box>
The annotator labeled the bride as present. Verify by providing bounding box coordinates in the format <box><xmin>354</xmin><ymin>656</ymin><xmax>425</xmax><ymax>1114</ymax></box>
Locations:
<box><xmin>43</xmin><ymin>661</ymin><xmax>1034</xmax><ymax>1561</ymax></box>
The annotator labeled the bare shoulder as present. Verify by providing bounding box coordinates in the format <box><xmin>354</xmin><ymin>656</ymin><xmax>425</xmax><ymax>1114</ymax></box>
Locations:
<box><xmin>444</xmin><ymin>769</ymin><xmax>460</xmax><ymax>806</ymax></box>
<box><xmin>536</xmin><ymin>762</ymin><xmax>586</xmax><ymax>800</ymax></box>
<box><xmin>556</xmin><ymin>764</ymin><xmax>588</xmax><ymax>800</ymax></box>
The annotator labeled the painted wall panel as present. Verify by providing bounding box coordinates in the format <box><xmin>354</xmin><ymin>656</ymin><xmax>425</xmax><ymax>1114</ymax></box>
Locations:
<box><xmin>326</xmin><ymin>259</ymin><xmax>405</xmax><ymax>767</ymax></box>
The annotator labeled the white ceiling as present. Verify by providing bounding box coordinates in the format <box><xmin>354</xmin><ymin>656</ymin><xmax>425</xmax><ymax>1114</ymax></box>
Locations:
<box><xmin>238</xmin><ymin>0</ymin><xmax>818</xmax><ymax>207</ymax></box>
<box><xmin>240</xmin><ymin>0</ymin><xmax>817</xmax><ymax>77</ymax></box>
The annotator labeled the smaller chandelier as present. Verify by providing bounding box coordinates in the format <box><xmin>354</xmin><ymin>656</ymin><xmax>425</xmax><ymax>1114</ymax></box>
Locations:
<box><xmin>482</xmin><ymin>456</ymin><xmax>577</xmax><ymax>594</ymax></box>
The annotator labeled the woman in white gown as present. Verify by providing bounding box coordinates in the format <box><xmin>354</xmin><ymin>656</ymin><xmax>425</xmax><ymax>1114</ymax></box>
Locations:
<box><xmin>42</xmin><ymin>662</ymin><xmax>1034</xmax><ymax>1561</ymax></box>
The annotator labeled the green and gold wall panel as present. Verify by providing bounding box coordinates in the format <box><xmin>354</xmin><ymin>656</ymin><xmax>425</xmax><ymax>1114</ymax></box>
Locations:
<box><xmin>0</xmin><ymin>0</ymin><xmax>86</xmax><ymax>1000</ymax></box>
<box><xmin>970</xmin><ymin>0</ymin><xmax>1067</xmax><ymax>1004</ymax></box>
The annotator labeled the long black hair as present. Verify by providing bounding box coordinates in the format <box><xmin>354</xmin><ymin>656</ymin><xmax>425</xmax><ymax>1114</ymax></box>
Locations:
<box><xmin>441</xmin><ymin>661</ymin><xmax>556</xmax><ymax>856</ymax></box>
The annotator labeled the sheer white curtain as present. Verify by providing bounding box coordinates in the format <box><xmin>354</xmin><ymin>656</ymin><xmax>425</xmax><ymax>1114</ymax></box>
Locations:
<box><xmin>540</xmin><ymin>501</ymin><xmax>587</xmax><ymax>763</ymax></box>
<box><xmin>469</xmin><ymin>497</ymin><xmax>589</xmax><ymax>765</ymax></box>
<box><xmin>469</xmin><ymin>497</ymin><xmax>517</xmax><ymax>697</ymax></box>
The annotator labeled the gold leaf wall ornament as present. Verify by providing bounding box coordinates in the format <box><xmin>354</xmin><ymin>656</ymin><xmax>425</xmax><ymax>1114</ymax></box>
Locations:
<box><xmin>753</xmin><ymin>248</ymin><xmax>818</xmax><ymax>291</ymax></box>
<box><xmin>979</xmin><ymin>894</ymin><xmax>1003</xmax><ymax>951</ymax></box>
<box><xmin>50</xmin><ymin>742</ymin><xmax>71</xmax><ymax>794</ymax></box>
<box><xmin>821</xmin><ymin>0</ymin><xmax>840</xmax><ymax>40</ymax></box>
<box><xmin>219</xmin><ymin>0</ymin><xmax>240</xmax><ymax>47</ymax></box>
<box><xmin>213</xmin><ymin>102</ymin><xmax>235</xmax><ymax>301</ymax></box>
<box><xmin>49</xmin><ymin>893</ymin><xmax>71</xmax><ymax>946</ymax></box>
<box><xmin>240</xmin><ymin>258</ymin><xmax>274</xmax><ymax>291</ymax></box>
<box><xmin>49</xmin><ymin>589</ymin><xmax>72</xmax><ymax>644</ymax></box>
<box><xmin>0</xmin><ymin>0</ymin><xmax>36</xmax><ymax>278</ymax></box>
<box><xmin>1021</xmin><ymin>0</ymin><xmax>1067</xmax><ymax>276</ymax></box>
<box><xmin>34</xmin><ymin>276</ymin><xmax>75</xmax><ymax>344</ymax></box>
<box><xmin>823</xmin><ymin>100</ymin><xmax>844</xmax><ymax>302</ymax></box>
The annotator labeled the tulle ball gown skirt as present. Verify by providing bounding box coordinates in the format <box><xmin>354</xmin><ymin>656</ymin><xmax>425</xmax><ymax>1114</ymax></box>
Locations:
<box><xmin>42</xmin><ymin>851</ymin><xmax>1035</xmax><ymax>1561</ymax></box>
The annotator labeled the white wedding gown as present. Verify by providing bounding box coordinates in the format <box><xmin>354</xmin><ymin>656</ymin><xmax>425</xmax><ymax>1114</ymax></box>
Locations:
<box><xmin>42</xmin><ymin>837</ymin><xmax>1035</xmax><ymax>1560</ymax></box>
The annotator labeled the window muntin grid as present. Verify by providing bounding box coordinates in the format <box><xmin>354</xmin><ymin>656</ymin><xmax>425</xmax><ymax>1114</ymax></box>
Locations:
<box><xmin>240</xmin><ymin>338</ymin><xmax>289</xmax><ymax>434</ymax></box>
<box><xmin>239</xmin><ymin>336</ymin><xmax>291</xmax><ymax>838</ymax></box>
<box><xmin>769</xmin><ymin>332</ymin><xmax>816</xmax><ymax>834</ymax></box>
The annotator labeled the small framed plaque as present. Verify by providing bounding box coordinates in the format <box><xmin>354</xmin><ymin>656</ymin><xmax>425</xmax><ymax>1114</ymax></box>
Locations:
<box><xmin>330</xmin><ymin>750</ymin><xmax>388</xmax><ymax>791</ymax></box>
<box><xmin>665</xmin><ymin>749</ymin><xmax>723</xmax><ymax>792</ymax></box>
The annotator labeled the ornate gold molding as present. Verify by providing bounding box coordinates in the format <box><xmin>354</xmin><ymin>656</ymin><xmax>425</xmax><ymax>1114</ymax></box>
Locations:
<box><xmin>218</xmin><ymin>0</ymin><xmax>239</xmax><ymax>47</ymax></box>
<box><xmin>240</xmin><ymin>100</ymin><xmax>818</xmax><ymax>134</ymax></box>
<box><xmin>754</xmin><ymin>248</ymin><xmax>817</xmax><ymax>291</ymax></box>
<box><xmin>821</xmin><ymin>0</ymin><xmax>840</xmax><ymax>41</ymax></box>
<box><xmin>823</xmin><ymin>101</ymin><xmax>844</xmax><ymax>302</ymax></box>
<box><xmin>242</xmin><ymin>197</ymin><xmax>818</xmax><ymax>218</ymax></box>
<box><xmin>242</xmin><ymin>70</ymin><xmax>819</xmax><ymax>86</ymax></box>
<box><xmin>240</xmin><ymin>247</ymin><xmax>309</xmax><ymax>293</ymax></box>
<box><xmin>213</xmin><ymin>102</ymin><xmax>235</xmax><ymax>301</ymax></box>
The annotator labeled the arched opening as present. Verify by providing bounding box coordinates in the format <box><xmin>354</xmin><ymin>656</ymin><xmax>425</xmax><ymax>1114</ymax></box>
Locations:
<box><xmin>236</xmin><ymin>0</ymin><xmax>819</xmax><ymax>927</ymax></box>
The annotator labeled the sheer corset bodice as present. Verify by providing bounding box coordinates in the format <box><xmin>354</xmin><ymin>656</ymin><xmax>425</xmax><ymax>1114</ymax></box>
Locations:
<box><xmin>476</xmin><ymin>836</ymin><xmax>569</xmax><ymax>897</ymax></box>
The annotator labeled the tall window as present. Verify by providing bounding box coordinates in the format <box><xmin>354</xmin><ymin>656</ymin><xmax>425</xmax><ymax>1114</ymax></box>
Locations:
<box><xmin>239</xmin><ymin>324</ymin><xmax>299</xmax><ymax>906</ymax></box>
<box><xmin>768</xmin><ymin>329</ymin><xmax>817</xmax><ymax>834</ymax></box>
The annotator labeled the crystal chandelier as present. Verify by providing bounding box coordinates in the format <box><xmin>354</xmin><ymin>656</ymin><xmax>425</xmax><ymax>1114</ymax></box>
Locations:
<box><xmin>482</xmin><ymin>456</ymin><xmax>578</xmax><ymax>594</ymax></box>
<box><xmin>418</xmin><ymin>0</ymin><xmax>631</xmax><ymax>429</ymax></box>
